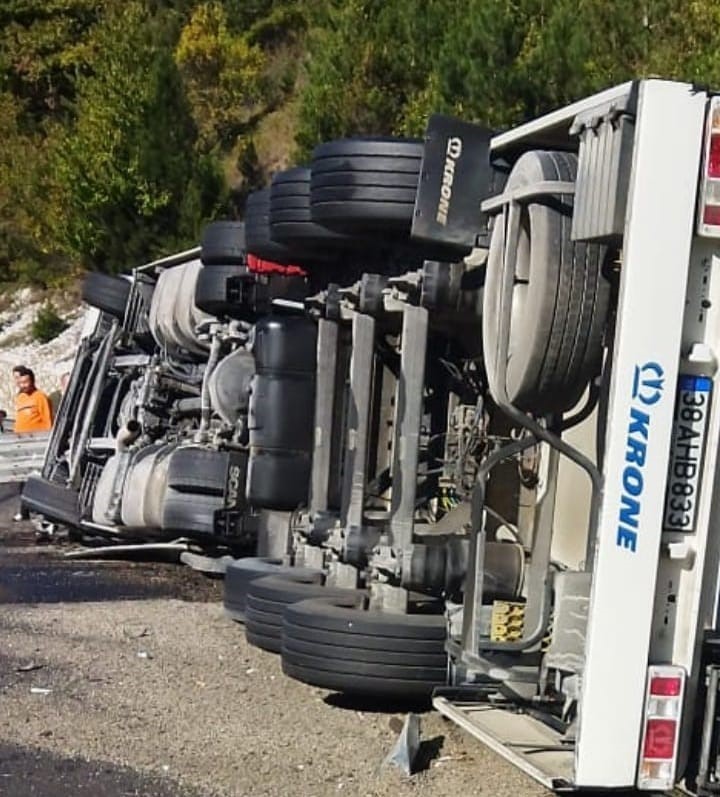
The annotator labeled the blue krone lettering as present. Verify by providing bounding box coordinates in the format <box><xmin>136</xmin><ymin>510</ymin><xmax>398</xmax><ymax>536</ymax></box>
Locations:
<box><xmin>617</xmin><ymin>526</ymin><xmax>638</xmax><ymax>551</ymax></box>
<box><xmin>623</xmin><ymin>466</ymin><xmax>643</xmax><ymax>497</ymax></box>
<box><xmin>616</xmin><ymin>361</ymin><xmax>664</xmax><ymax>552</ymax></box>
<box><xmin>619</xmin><ymin>494</ymin><xmax>640</xmax><ymax>528</ymax></box>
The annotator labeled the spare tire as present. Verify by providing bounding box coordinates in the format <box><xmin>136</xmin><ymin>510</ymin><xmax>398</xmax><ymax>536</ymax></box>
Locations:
<box><xmin>482</xmin><ymin>150</ymin><xmax>609</xmax><ymax>415</ymax></box>
<box><xmin>282</xmin><ymin>595</ymin><xmax>447</xmax><ymax>699</ymax></box>
<box><xmin>201</xmin><ymin>221</ymin><xmax>246</xmax><ymax>266</ymax></box>
<box><xmin>82</xmin><ymin>273</ymin><xmax>131</xmax><ymax>320</ymax></box>
<box><xmin>245</xmin><ymin>573</ymin><xmax>362</xmax><ymax>653</ymax></box>
<box><xmin>224</xmin><ymin>558</ymin><xmax>324</xmax><ymax>623</ymax></box>
<box><xmin>310</xmin><ymin>138</ymin><xmax>423</xmax><ymax>234</ymax></box>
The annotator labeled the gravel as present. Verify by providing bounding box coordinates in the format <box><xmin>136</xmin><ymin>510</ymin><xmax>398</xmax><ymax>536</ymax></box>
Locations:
<box><xmin>0</xmin><ymin>529</ymin><xmax>550</xmax><ymax>797</ymax></box>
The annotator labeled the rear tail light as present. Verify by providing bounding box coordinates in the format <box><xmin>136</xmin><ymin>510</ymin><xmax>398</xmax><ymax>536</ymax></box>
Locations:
<box><xmin>698</xmin><ymin>98</ymin><xmax>720</xmax><ymax>237</ymax></box>
<box><xmin>637</xmin><ymin>665</ymin><xmax>685</xmax><ymax>790</ymax></box>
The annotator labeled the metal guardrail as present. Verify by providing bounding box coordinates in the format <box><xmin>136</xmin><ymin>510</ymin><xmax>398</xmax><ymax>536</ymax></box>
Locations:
<box><xmin>0</xmin><ymin>432</ymin><xmax>50</xmax><ymax>483</ymax></box>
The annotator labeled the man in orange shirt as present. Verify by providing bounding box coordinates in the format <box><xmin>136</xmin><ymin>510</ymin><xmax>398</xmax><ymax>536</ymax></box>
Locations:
<box><xmin>14</xmin><ymin>367</ymin><xmax>53</xmax><ymax>433</ymax></box>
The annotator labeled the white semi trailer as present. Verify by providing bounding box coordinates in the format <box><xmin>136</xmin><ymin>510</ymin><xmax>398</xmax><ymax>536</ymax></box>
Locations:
<box><xmin>434</xmin><ymin>79</ymin><xmax>720</xmax><ymax>794</ymax></box>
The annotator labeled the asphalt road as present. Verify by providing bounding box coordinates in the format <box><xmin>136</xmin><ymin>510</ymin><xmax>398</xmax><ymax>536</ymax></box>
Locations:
<box><xmin>0</xmin><ymin>490</ymin><xmax>549</xmax><ymax>797</ymax></box>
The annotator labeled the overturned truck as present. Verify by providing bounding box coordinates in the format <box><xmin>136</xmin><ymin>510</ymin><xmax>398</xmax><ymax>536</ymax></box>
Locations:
<box><xmin>27</xmin><ymin>78</ymin><xmax>720</xmax><ymax>793</ymax></box>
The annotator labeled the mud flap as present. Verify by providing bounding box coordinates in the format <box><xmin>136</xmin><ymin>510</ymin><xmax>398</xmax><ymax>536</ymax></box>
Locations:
<box><xmin>411</xmin><ymin>114</ymin><xmax>504</xmax><ymax>251</ymax></box>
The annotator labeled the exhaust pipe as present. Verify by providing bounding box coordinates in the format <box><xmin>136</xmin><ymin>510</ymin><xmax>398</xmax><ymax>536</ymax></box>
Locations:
<box><xmin>115</xmin><ymin>419</ymin><xmax>141</xmax><ymax>451</ymax></box>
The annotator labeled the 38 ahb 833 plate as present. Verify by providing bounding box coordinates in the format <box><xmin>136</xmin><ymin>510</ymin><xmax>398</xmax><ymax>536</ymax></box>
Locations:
<box><xmin>663</xmin><ymin>374</ymin><xmax>712</xmax><ymax>532</ymax></box>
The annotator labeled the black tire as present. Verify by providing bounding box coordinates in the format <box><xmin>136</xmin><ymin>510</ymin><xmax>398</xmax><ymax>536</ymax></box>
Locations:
<box><xmin>245</xmin><ymin>189</ymin><xmax>305</xmax><ymax>266</ymax></box>
<box><xmin>312</xmin><ymin>186</ymin><xmax>419</xmax><ymax>204</ymax></box>
<box><xmin>81</xmin><ymin>272</ymin><xmax>131</xmax><ymax>320</ymax></box>
<box><xmin>311</xmin><ymin>170</ymin><xmax>420</xmax><ymax>189</ymax></box>
<box><xmin>309</xmin><ymin>138</ymin><xmax>423</xmax><ymax>235</ymax></box>
<box><xmin>245</xmin><ymin>189</ymin><xmax>293</xmax><ymax>262</ymax></box>
<box><xmin>21</xmin><ymin>475</ymin><xmax>80</xmax><ymax>527</ymax></box>
<box><xmin>166</xmin><ymin>447</ymin><xmax>229</xmax><ymax>496</ymax></box>
<box><xmin>281</xmin><ymin>595</ymin><xmax>447</xmax><ymax>699</ymax></box>
<box><xmin>312</xmin><ymin>137</ymin><xmax>424</xmax><ymax>164</ymax></box>
<box><xmin>223</xmin><ymin>558</ymin><xmax>323</xmax><ymax>623</ymax></box>
<box><xmin>482</xmin><ymin>150</ymin><xmax>609</xmax><ymax>415</ymax></box>
<box><xmin>200</xmin><ymin>221</ymin><xmax>246</xmax><ymax>266</ymax></box>
<box><xmin>160</xmin><ymin>488</ymin><xmax>223</xmax><ymax>535</ymax></box>
<box><xmin>244</xmin><ymin>573</ymin><xmax>362</xmax><ymax>654</ymax></box>
<box><xmin>270</xmin><ymin>168</ymin><xmax>350</xmax><ymax>249</ymax></box>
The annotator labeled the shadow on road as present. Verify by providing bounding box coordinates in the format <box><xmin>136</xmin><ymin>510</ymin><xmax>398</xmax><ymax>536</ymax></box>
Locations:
<box><xmin>0</xmin><ymin>742</ymin><xmax>203</xmax><ymax>797</ymax></box>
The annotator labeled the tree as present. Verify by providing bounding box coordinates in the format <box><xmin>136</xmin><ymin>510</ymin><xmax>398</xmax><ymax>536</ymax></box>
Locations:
<box><xmin>0</xmin><ymin>0</ymin><xmax>101</xmax><ymax>125</ymax></box>
<box><xmin>295</xmin><ymin>0</ymin><xmax>459</xmax><ymax>154</ymax></box>
<box><xmin>50</xmin><ymin>2</ymin><xmax>225</xmax><ymax>272</ymax></box>
<box><xmin>175</xmin><ymin>2</ymin><xmax>265</xmax><ymax>150</ymax></box>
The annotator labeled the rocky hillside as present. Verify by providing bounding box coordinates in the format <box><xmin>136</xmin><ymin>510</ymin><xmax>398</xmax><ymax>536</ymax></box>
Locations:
<box><xmin>0</xmin><ymin>288</ymin><xmax>86</xmax><ymax>418</ymax></box>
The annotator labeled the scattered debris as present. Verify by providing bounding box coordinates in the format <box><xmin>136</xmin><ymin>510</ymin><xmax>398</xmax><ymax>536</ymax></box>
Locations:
<box><xmin>433</xmin><ymin>753</ymin><xmax>467</xmax><ymax>767</ymax></box>
<box><xmin>16</xmin><ymin>662</ymin><xmax>44</xmax><ymax>673</ymax></box>
<box><xmin>65</xmin><ymin>543</ymin><xmax>189</xmax><ymax>562</ymax></box>
<box><xmin>382</xmin><ymin>713</ymin><xmax>420</xmax><ymax>776</ymax></box>
<box><xmin>123</xmin><ymin>626</ymin><xmax>150</xmax><ymax>639</ymax></box>
<box><xmin>179</xmin><ymin>551</ymin><xmax>234</xmax><ymax>575</ymax></box>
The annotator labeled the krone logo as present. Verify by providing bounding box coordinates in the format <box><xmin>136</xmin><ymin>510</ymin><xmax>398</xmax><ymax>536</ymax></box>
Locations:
<box><xmin>435</xmin><ymin>136</ymin><xmax>463</xmax><ymax>226</ymax></box>
<box><xmin>632</xmin><ymin>361</ymin><xmax>664</xmax><ymax>406</ymax></box>
<box><xmin>446</xmin><ymin>137</ymin><xmax>462</xmax><ymax>159</ymax></box>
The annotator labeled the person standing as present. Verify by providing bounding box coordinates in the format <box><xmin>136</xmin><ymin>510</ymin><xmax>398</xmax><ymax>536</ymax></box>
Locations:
<box><xmin>14</xmin><ymin>367</ymin><xmax>53</xmax><ymax>434</ymax></box>
<box><xmin>13</xmin><ymin>367</ymin><xmax>52</xmax><ymax>522</ymax></box>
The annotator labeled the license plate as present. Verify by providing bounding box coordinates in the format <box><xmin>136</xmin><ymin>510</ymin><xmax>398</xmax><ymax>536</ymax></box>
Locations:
<box><xmin>663</xmin><ymin>375</ymin><xmax>712</xmax><ymax>531</ymax></box>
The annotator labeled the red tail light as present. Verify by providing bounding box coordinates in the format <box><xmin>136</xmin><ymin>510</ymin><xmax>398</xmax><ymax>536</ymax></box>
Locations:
<box><xmin>643</xmin><ymin>719</ymin><xmax>677</xmax><ymax>759</ymax></box>
<box><xmin>637</xmin><ymin>665</ymin><xmax>685</xmax><ymax>790</ymax></box>
<box><xmin>697</xmin><ymin>98</ymin><xmax>720</xmax><ymax>236</ymax></box>
<box><xmin>649</xmin><ymin>676</ymin><xmax>682</xmax><ymax>697</ymax></box>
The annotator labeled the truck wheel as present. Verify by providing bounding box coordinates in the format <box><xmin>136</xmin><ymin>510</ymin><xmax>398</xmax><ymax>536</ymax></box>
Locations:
<box><xmin>482</xmin><ymin>150</ymin><xmax>609</xmax><ymax>415</ymax></box>
<box><xmin>245</xmin><ymin>188</ymin><xmax>303</xmax><ymax>265</ymax></box>
<box><xmin>282</xmin><ymin>595</ymin><xmax>447</xmax><ymax>699</ymax></box>
<box><xmin>245</xmin><ymin>573</ymin><xmax>362</xmax><ymax>653</ymax></box>
<box><xmin>270</xmin><ymin>167</ymin><xmax>350</xmax><ymax>248</ymax></box>
<box><xmin>309</xmin><ymin>139</ymin><xmax>421</xmax><ymax>233</ymax></box>
<box><xmin>309</xmin><ymin>138</ymin><xmax>423</xmax><ymax>233</ymax></box>
<box><xmin>81</xmin><ymin>273</ymin><xmax>131</xmax><ymax>320</ymax></box>
<box><xmin>200</xmin><ymin>220</ymin><xmax>245</xmax><ymax>266</ymax></box>
<box><xmin>223</xmin><ymin>558</ymin><xmax>323</xmax><ymax>623</ymax></box>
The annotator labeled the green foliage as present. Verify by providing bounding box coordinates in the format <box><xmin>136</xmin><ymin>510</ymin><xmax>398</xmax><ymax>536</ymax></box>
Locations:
<box><xmin>0</xmin><ymin>0</ymin><xmax>102</xmax><ymax>125</ymax></box>
<box><xmin>296</xmin><ymin>0</ymin><xmax>458</xmax><ymax>154</ymax></box>
<box><xmin>31</xmin><ymin>301</ymin><xmax>68</xmax><ymax>343</ymax></box>
<box><xmin>50</xmin><ymin>2</ymin><xmax>225</xmax><ymax>271</ymax></box>
<box><xmin>175</xmin><ymin>2</ymin><xmax>265</xmax><ymax>149</ymax></box>
<box><xmin>6</xmin><ymin>0</ymin><xmax>720</xmax><ymax>286</ymax></box>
